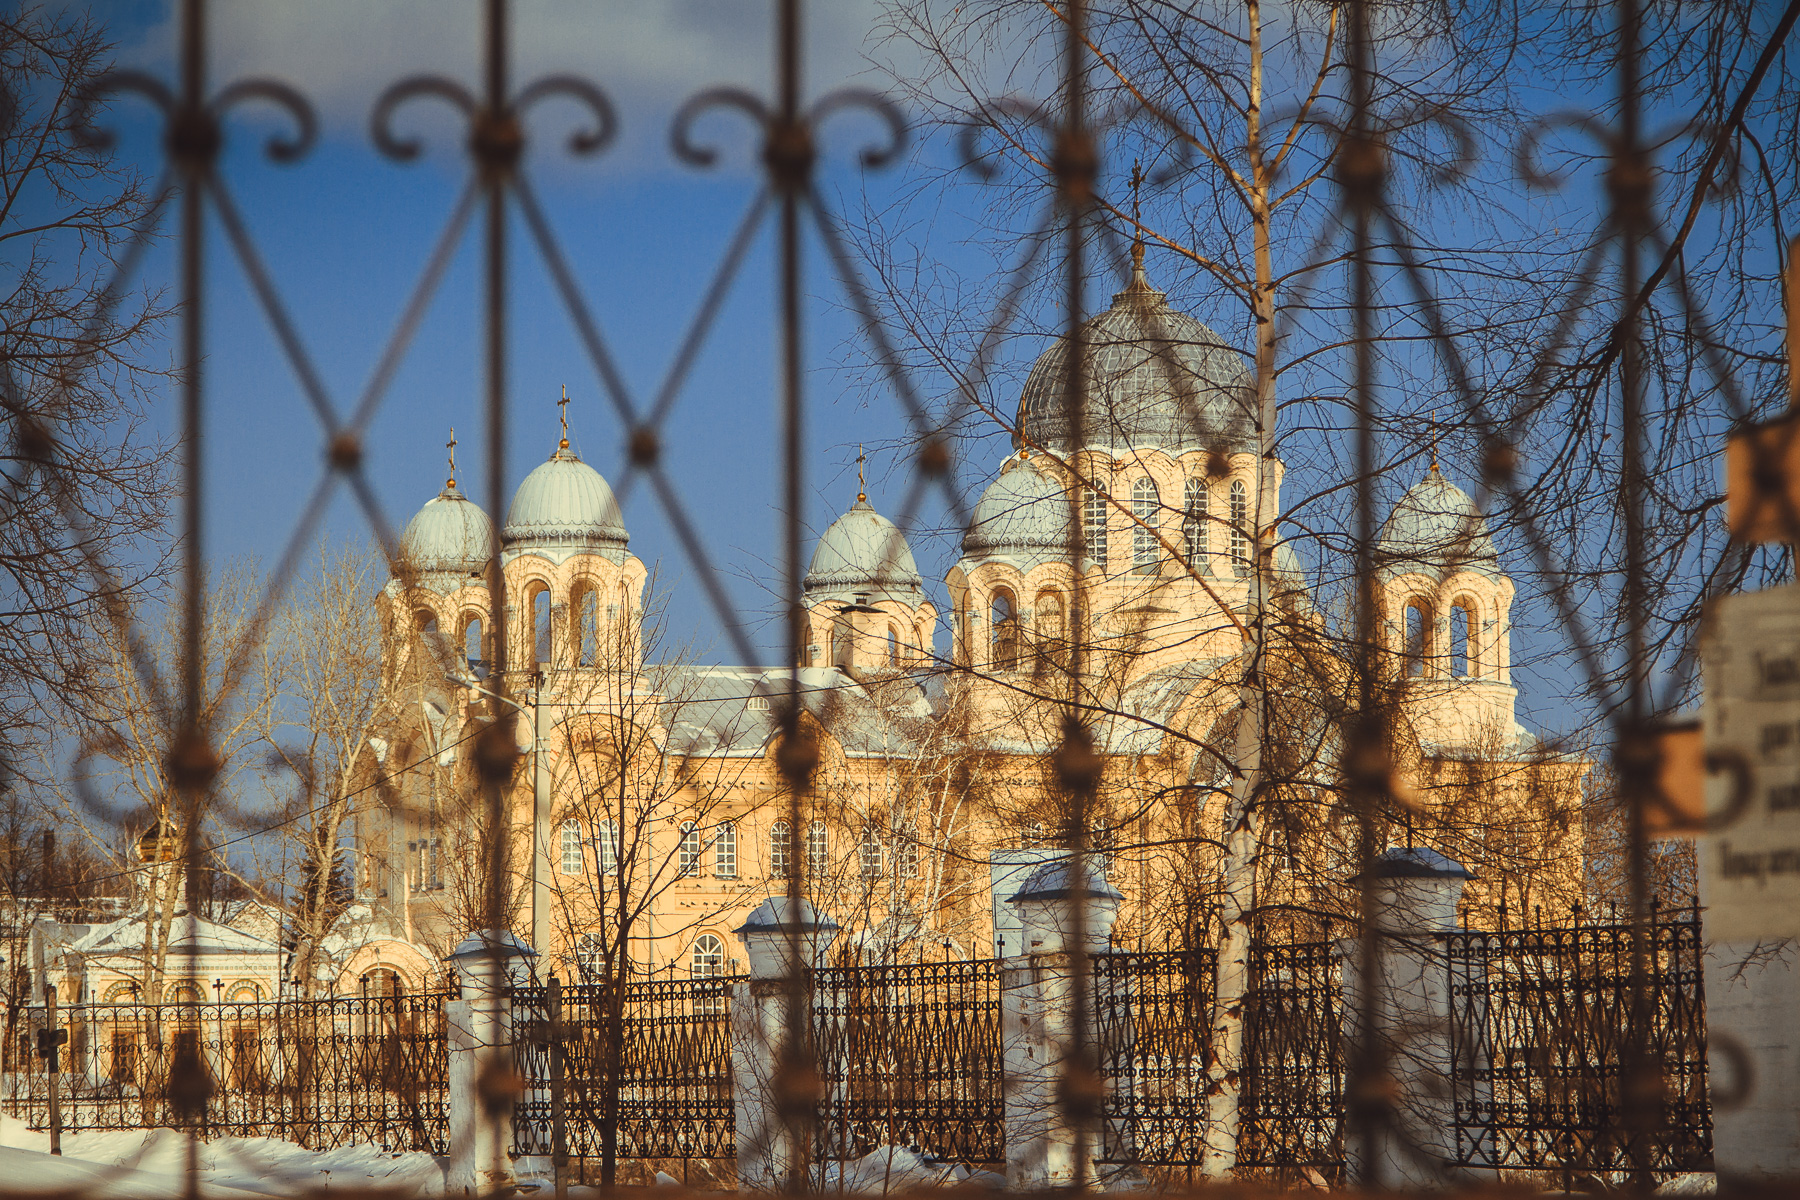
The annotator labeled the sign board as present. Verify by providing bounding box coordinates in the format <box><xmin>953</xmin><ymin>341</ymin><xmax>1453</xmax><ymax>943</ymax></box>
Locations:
<box><xmin>1700</xmin><ymin>584</ymin><xmax>1800</xmax><ymax>941</ymax></box>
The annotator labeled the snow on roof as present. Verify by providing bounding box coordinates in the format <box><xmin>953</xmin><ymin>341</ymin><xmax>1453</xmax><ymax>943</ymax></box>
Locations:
<box><xmin>68</xmin><ymin>911</ymin><xmax>280</xmax><ymax>959</ymax></box>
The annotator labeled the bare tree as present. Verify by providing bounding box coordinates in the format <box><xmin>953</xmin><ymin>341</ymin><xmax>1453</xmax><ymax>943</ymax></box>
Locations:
<box><xmin>0</xmin><ymin>6</ymin><xmax>174</xmax><ymax>789</ymax></box>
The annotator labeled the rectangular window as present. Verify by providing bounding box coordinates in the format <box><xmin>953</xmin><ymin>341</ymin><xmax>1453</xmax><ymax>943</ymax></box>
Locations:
<box><xmin>430</xmin><ymin>837</ymin><xmax>441</xmax><ymax>889</ymax></box>
<box><xmin>677</xmin><ymin>822</ymin><xmax>702</xmax><ymax>878</ymax></box>
<box><xmin>859</xmin><ymin>829</ymin><xmax>883</xmax><ymax>879</ymax></box>
<box><xmin>560</xmin><ymin>820</ymin><xmax>582</xmax><ymax>875</ymax></box>
<box><xmin>597</xmin><ymin>820</ymin><xmax>620</xmax><ymax>874</ymax></box>
<box><xmin>900</xmin><ymin>828</ymin><xmax>921</xmax><ymax>879</ymax></box>
<box><xmin>770</xmin><ymin>822</ymin><xmax>792</xmax><ymax>880</ymax></box>
<box><xmin>715</xmin><ymin>822</ymin><xmax>737</xmax><ymax>879</ymax></box>
<box><xmin>1083</xmin><ymin>489</ymin><xmax>1108</xmax><ymax>569</ymax></box>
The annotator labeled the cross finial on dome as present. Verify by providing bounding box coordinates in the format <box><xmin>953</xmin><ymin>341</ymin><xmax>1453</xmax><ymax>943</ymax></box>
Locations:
<box><xmin>1129</xmin><ymin>158</ymin><xmax>1146</xmax><ymax>280</ymax></box>
<box><xmin>446</xmin><ymin>427</ymin><xmax>457</xmax><ymax>490</ymax></box>
<box><xmin>558</xmin><ymin>385</ymin><xmax>570</xmax><ymax>451</ymax></box>
<box><xmin>856</xmin><ymin>444</ymin><xmax>867</xmax><ymax>503</ymax></box>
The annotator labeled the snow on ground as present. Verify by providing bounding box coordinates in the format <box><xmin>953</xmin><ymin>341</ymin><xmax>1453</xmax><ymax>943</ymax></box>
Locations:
<box><xmin>0</xmin><ymin>1116</ymin><xmax>447</xmax><ymax>1195</ymax></box>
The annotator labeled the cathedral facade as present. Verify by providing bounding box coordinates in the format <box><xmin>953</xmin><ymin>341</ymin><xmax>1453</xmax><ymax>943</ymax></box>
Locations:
<box><xmin>363</xmin><ymin>256</ymin><xmax>1583</xmax><ymax>986</ymax></box>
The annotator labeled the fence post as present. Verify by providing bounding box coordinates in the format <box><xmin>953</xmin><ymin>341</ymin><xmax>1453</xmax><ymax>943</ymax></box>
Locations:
<box><xmin>1343</xmin><ymin>847</ymin><xmax>1472</xmax><ymax>1188</ymax></box>
<box><xmin>548</xmin><ymin>974</ymin><xmax>567</xmax><ymax>1200</ymax></box>
<box><xmin>731</xmin><ymin>899</ymin><xmax>839</xmax><ymax>1192</ymax></box>
<box><xmin>443</xmin><ymin>930</ymin><xmax>536</xmax><ymax>1196</ymax></box>
<box><xmin>42</xmin><ymin>983</ymin><xmax>62</xmax><ymax>1156</ymax></box>
<box><xmin>1000</xmin><ymin>860</ymin><xmax>1122</xmax><ymax>1191</ymax></box>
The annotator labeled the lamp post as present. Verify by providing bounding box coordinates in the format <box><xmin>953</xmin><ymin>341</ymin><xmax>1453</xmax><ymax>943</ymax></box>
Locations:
<box><xmin>449</xmin><ymin>671</ymin><xmax>552</xmax><ymax>958</ymax></box>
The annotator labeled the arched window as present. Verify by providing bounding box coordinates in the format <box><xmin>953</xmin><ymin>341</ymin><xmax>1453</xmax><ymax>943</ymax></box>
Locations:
<box><xmin>1183</xmin><ymin>479</ymin><xmax>1211</xmax><ymax>575</ymax></box>
<box><xmin>596</xmin><ymin>819</ymin><xmax>620</xmax><ymax>874</ymax></box>
<box><xmin>887</xmin><ymin>627</ymin><xmax>900</xmax><ymax>667</ymax></box>
<box><xmin>576</xmin><ymin>933</ymin><xmax>605</xmax><ymax>983</ymax></box>
<box><xmin>462</xmin><ymin>615</ymin><xmax>487</xmax><ymax>679</ymax></box>
<box><xmin>1083</xmin><ymin>489</ymin><xmax>1109</xmax><ymax>568</ymax></box>
<box><xmin>806</xmin><ymin>821</ymin><xmax>829</xmax><ymax>879</ymax></box>
<box><xmin>559</xmin><ymin>819</ymin><xmax>582</xmax><ymax>875</ymax></box>
<box><xmin>1450</xmin><ymin>603</ymin><xmax>1471</xmax><ymax>677</ymax></box>
<box><xmin>1034</xmin><ymin>591</ymin><xmax>1064</xmax><ymax>661</ymax></box>
<box><xmin>532</xmin><ymin>586</ymin><xmax>552</xmax><ymax>665</ymax></box>
<box><xmin>990</xmin><ymin>589</ymin><xmax>1019</xmax><ymax>671</ymax></box>
<box><xmin>770</xmin><ymin>821</ymin><xmax>792</xmax><ymax>879</ymax></box>
<box><xmin>1404</xmin><ymin>602</ymin><xmax>1429</xmax><ymax>676</ymax></box>
<box><xmin>859</xmin><ymin>827</ymin><xmax>883</xmax><ymax>879</ymax></box>
<box><xmin>1131</xmin><ymin>477</ymin><xmax>1161</xmax><ymax>574</ymax></box>
<box><xmin>1229</xmin><ymin>480</ymin><xmax>1250</xmax><ymax>578</ymax></box>
<box><xmin>691</xmin><ymin>934</ymin><xmax>724</xmax><ymax>979</ymax></box>
<box><xmin>365</xmin><ymin>968</ymin><xmax>404</xmax><ymax>1000</ymax></box>
<box><xmin>715</xmin><ymin>822</ymin><xmax>737</xmax><ymax>879</ymax></box>
<box><xmin>677</xmin><ymin>822</ymin><xmax>702</xmax><ymax>877</ymax></box>
<box><xmin>415</xmin><ymin>609</ymin><xmax>438</xmax><ymax>634</ymax></box>
<box><xmin>577</xmin><ymin>589</ymin><xmax>599</xmax><ymax>667</ymax></box>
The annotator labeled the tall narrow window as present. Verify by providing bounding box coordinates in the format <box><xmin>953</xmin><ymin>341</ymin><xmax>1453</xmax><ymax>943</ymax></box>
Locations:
<box><xmin>596</xmin><ymin>820</ymin><xmax>620</xmax><ymax>874</ymax></box>
<box><xmin>859</xmin><ymin>828</ymin><xmax>883</xmax><ymax>879</ymax></box>
<box><xmin>677</xmin><ymin>822</ymin><xmax>702</xmax><ymax>877</ymax></box>
<box><xmin>806</xmin><ymin>821</ymin><xmax>829</xmax><ymax>879</ymax></box>
<box><xmin>1229</xmin><ymin>480</ymin><xmax>1250</xmax><ymax>579</ymax></box>
<box><xmin>430</xmin><ymin>838</ymin><xmax>441</xmax><ymax>889</ymax></box>
<box><xmin>560</xmin><ymin>820</ymin><xmax>582</xmax><ymax>874</ymax></box>
<box><xmin>1083</xmin><ymin>488</ymin><xmax>1108</xmax><ymax>568</ymax></box>
<box><xmin>532</xmin><ymin>588</ymin><xmax>552</xmax><ymax>665</ymax></box>
<box><xmin>1183</xmin><ymin>479</ymin><xmax>1211</xmax><ymax>575</ymax></box>
<box><xmin>899</xmin><ymin>827</ymin><xmax>921</xmax><ymax>879</ymax></box>
<box><xmin>714</xmin><ymin>822</ymin><xmax>737</xmax><ymax>879</ymax></box>
<box><xmin>770</xmin><ymin>821</ymin><xmax>792</xmax><ymax>879</ymax></box>
<box><xmin>1131</xmin><ymin>477</ymin><xmax>1161</xmax><ymax>574</ymax></box>
<box><xmin>1034</xmin><ymin>591</ymin><xmax>1064</xmax><ymax>665</ymax></box>
<box><xmin>831</xmin><ymin>622</ymin><xmax>852</xmax><ymax>668</ymax></box>
<box><xmin>990</xmin><ymin>590</ymin><xmax>1019</xmax><ymax>671</ymax></box>
<box><xmin>578</xmin><ymin>590</ymin><xmax>599</xmax><ymax>667</ymax></box>
<box><xmin>463</xmin><ymin>616</ymin><xmax>486</xmax><ymax>679</ymax></box>
<box><xmin>1404</xmin><ymin>602</ymin><xmax>1429</xmax><ymax>676</ymax></box>
<box><xmin>887</xmin><ymin>627</ymin><xmax>900</xmax><ymax>667</ymax></box>
<box><xmin>1450</xmin><ymin>604</ymin><xmax>1471</xmax><ymax>677</ymax></box>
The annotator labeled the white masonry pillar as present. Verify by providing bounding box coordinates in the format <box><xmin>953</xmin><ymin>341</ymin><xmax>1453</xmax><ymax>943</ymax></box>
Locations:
<box><xmin>1001</xmin><ymin>859</ymin><xmax>1122</xmax><ymax>1191</ymax></box>
<box><xmin>443</xmin><ymin>930</ymin><xmax>537</xmax><ymax>1196</ymax></box>
<box><xmin>1343</xmin><ymin>848</ymin><xmax>1473</xmax><ymax>1189</ymax></box>
<box><xmin>731</xmin><ymin>898</ymin><xmax>839</xmax><ymax>1192</ymax></box>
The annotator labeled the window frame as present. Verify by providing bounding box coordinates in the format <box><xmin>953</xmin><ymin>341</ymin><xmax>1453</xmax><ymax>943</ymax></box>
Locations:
<box><xmin>1131</xmin><ymin>476</ymin><xmax>1161</xmax><ymax>574</ymax></box>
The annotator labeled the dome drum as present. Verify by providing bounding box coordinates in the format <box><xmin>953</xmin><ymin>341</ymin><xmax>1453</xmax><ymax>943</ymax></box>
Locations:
<box><xmin>502</xmin><ymin>448</ymin><xmax>630</xmax><ymax>565</ymax></box>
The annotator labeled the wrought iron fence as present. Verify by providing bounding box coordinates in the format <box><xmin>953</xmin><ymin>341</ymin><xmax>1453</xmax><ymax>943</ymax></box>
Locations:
<box><xmin>3</xmin><ymin>993</ymin><xmax>451</xmax><ymax>1152</ymax></box>
<box><xmin>1448</xmin><ymin>902</ymin><xmax>1712</xmax><ymax>1184</ymax></box>
<box><xmin>511</xmin><ymin>975</ymin><xmax>738</xmax><ymax>1171</ymax></box>
<box><xmin>811</xmin><ymin>957</ymin><xmax>1005</xmax><ymax>1167</ymax></box>
<box><xmin>1239</xmin><ymin>941</ymin><xmax>1347</xmax><ymax>1183</ymax></box>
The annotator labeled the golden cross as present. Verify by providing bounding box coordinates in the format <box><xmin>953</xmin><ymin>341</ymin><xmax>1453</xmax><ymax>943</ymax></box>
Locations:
<box><xmin>558</xmin><ymin>384</ymin><xmax>570</xmax><ymax>449</ymax></box>
<box><xmin>1129</xmin><ymin>159</ymin><xmax>1146</xmax><ymax>268</ymax></box>
<box><xmin>857</xmin><ymin>444</ymin><xmax>867</xmax><ymax>502</ymax></box>
<box><xmin>446</xmin><ymin>427</ymin><xmax>457</xmax><ymax>487</ymax></box>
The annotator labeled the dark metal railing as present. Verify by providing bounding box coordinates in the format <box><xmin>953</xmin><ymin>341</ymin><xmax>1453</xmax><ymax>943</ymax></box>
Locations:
<box><xmin>2</xmin><ymin>992</ymin><xmax>451</xmax><ymax>1152</ymax></box>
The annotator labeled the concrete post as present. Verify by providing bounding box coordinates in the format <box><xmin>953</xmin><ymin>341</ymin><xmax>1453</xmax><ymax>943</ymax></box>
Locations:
<box><xmin>443</xmin><ymin>930</ymin><xmax>537</xmax><ymax>1196</ymax></box>
<box><xmin>1699</xmin><ymin>877</ymin><xmax>1800</xmax><ymax>1181</ymax></box>
<box><xmin>1343</xmin><ymin>847</ymin><xmax>1473</xmax><ymax>1189</ymax></box>
<box><xmin>1000</xmin><ymin>860</ymin><xmax>1122</xmax><ymax>1191</ymax></box>
<box><xmin>731</xmin><ymin>899</ymin><xmax>840</xmax><ymax>1192</ymax></box>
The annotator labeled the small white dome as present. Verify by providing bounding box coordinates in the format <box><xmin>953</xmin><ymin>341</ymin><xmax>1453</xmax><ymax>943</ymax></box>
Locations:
<box><xmin>962</xmin><ymin>460</ymin><xmax>1071</xmax><ymax>571</ymax></box>
<box><xmin>503</xmin><ymin>447</ymin><xmax>629</xmax><ymax>564</ymax></box>
<box><xmin>804</xmin><ymin>497</ymin><xmax>924</xmax><ymax>607</ymax></box>
<box><xmin>400</xmin><ymin>484</ymin><xmax>494</xmax><ymax>586</ymax></box>
<box><xmin>1377</xmin><ymin>466</ymin><xmax>1499</xmax><ymax>579</ymax></box>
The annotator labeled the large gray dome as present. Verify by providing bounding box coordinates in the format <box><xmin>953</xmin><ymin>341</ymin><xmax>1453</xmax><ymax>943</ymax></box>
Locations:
<box><xmin>1376</xmin><ymin>467</ymin><xmax>1499</xmax><ymax>579</ymax></box>
<box><xmin>502</xmin><ymin>447</ymin><xmax>629</xmax><ymax>564</ymax></box>
<box><xmin>804</xmin><ymin>497</ymin><xmax>924</xmax><ymax>607</ymax></box>
<box><xmin>400</xmin><ymin>484</ymin><xmax>494</xmax><ymax>587</ymax></box>
<box><xmin>1016</xmin><ymin>258</ymin><xmax>1254</xmax><ymax>455</ymax></box>
<box><xmin>961</xmin><ymin>460</ymin><xmax>1073</xmax><ymax>571</ymax></box>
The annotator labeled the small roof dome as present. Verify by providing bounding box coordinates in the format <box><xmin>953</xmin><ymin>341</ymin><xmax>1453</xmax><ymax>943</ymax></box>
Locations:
<box><xmin>503</xmin><ymin>447</ymin><xmax>629</xmax><ymax>565</ymax></box>
<box><xmin>400</xmin><ymin>484</ymin><xmax>494</xmax><ymax>586</ymax></box>
<box><xmin>804</xmin><ymin>497</ymin><xmax>924</xmax><ymax>607</ymax></box>
<box><xmin>1008</xmin><ymin>858</ymin><xmax>1123</xmax><ymax>904</ymax></box>
<box><xmin>1016</xmin><ymin>255</ymin><xmax>1254</xmax><ymax>456</ymax></box>
<box><xmin>1376</xmin><ymin>466</ymin><xmax>1499</xmax><ymax>580</ymax></box>
<box><xmin>962</xmin><ymin>460</ymin><xmax>1071</xmax><ymax>571</ymax></box>
<box><xmin>734</xmin><ymin>897</ymin><xmax>840</xmax><ymax>934</ymax></box>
